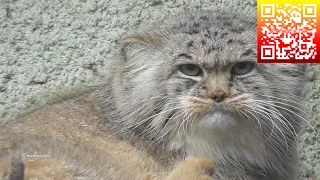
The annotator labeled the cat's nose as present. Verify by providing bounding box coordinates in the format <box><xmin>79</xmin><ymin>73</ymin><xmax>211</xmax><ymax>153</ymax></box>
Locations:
<box><xmin>211</xmin><ymin>90</ymin><xmax>227</xmax><ymax>103</ymax></box>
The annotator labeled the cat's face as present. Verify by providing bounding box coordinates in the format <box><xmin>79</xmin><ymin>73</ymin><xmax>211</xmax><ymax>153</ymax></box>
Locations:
<box><xmin>164</xmin><ymin>45</ymin><xmax>304</xmax><ymax>130</ymax></box>
<box><xmin>117</xmin><ymin>11</ymin><xmax>306</xmax><ymax>144</ymax></box>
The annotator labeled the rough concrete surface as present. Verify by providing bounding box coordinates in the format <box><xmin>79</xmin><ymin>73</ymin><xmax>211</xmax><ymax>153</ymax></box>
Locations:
<box><xmin>0</xmin><ymin>0</ymin><xmax>319</xmax><ymax>179</ymax></box>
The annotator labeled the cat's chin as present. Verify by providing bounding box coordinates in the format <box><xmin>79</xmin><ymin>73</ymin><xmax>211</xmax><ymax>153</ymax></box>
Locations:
<box><xmin>198</xmin><ymin>110</ymin><xmax>240</xmax><ymax>129</ymax></box>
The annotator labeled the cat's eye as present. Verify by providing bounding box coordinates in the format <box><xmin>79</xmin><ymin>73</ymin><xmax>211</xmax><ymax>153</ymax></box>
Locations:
<box><xmin>179</xmin><ymin>64</ymin><xmax>202</xmax><ymax>76</ymax></box>
<box><xmin>231</xmin><ymin>62</ymin><xmax>254</xmax><ymax>75</ymax></box>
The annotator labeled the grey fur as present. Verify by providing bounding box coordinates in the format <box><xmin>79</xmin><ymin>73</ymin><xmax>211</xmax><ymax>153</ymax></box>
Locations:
<box><xmin>99</xmin><ymin>10</ymin><xmax>307</xmax><ymax>180</ymax></box>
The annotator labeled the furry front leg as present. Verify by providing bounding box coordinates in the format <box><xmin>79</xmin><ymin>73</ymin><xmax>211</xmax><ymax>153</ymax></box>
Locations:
<box><xmin>165</xmin><ymin>157</ymin><xmax>214</xmax><ymax>180</ymax></box>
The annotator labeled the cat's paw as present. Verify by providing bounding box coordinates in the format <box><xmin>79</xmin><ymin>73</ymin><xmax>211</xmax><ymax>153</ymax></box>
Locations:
<box><xmin>165</xmin><ymin>156</ymin><xmax>214</xmax><ymax>180</ymax></box>
<box><xmin>2</xmin><ymin>157</ymin><xmax>25</xmax><ymax>180</ymax></box>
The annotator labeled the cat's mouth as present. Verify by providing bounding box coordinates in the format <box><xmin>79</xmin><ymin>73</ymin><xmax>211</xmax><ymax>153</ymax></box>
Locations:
<box><xmin>199</xmin><ymin>109</ymin><xmax>239</xmax><ymax>129</ymax></box>
<box><xmin>183</xmin><ymin>96</ymin><xmax>243</xmax><ymax>118</ymax></box>
<box><xmin>181</xmin><ymin>95</ymin><xmax>250</xmax><ymax>128</ymax></box>
<box><xmin>186</xmin><ymin>97</ymin><xmax>230</xmax><ymax>111</ymax></box>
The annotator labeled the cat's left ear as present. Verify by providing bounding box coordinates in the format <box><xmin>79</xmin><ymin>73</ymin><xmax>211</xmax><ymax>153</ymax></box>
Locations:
<box><xmin>120</xmin><ymin>31</ymin><xmax>161</xmax><ymax>62</ymax></box>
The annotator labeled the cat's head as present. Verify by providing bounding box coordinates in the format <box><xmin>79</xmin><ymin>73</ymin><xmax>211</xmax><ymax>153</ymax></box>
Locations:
<box><xmin>115</xmin><ymin>10</ymin><xmax>307</xmax><ymax>147</ymax></box>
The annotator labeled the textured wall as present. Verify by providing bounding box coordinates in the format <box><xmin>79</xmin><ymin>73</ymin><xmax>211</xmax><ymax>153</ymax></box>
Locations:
<box><xmin>0</xmin><ymin>0</ymin><xmax>319</xmax><ymax>179</ymax></box>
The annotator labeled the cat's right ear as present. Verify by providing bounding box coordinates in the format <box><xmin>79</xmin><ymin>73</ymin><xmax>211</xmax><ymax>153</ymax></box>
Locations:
<box><xmin>120</xmin><ymin>31</ymin><xmax>161</xmax><ymax>62</ymax></box>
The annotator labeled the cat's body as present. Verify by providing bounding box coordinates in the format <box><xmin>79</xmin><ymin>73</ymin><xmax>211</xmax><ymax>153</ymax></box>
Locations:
<box><xmin>0</xmin><ymin>10</ymin><xmax>307</xmax><ymax>180</ymax></box>
<box><xmin>0</xmin><ymin>90</ymin><xmax>214</xmax><ymax>179</ymax></box>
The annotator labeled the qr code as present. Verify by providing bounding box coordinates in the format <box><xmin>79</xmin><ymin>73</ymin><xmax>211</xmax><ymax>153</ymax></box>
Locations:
<box><xmin>258</xmin><ymin>4</ymin><xmax>318</xmax><ymax>62</ymax></box>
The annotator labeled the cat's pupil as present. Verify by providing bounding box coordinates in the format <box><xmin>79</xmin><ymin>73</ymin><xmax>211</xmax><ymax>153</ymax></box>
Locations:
<box><xmin>187</xmin><ymin>64</ymin><xmax>196</xmax><ymax>70</ymax></box>
<box><xmin>237</xmin><ymin>62</ymin><xmax>247</xmax><ymax>69</ymax></box>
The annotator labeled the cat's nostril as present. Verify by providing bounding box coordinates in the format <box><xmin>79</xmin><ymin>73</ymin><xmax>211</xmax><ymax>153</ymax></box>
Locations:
<box><xmin>212</xmin><ymin>90</ymin><xmax>227</xmax><ymax>102</ymax></box>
